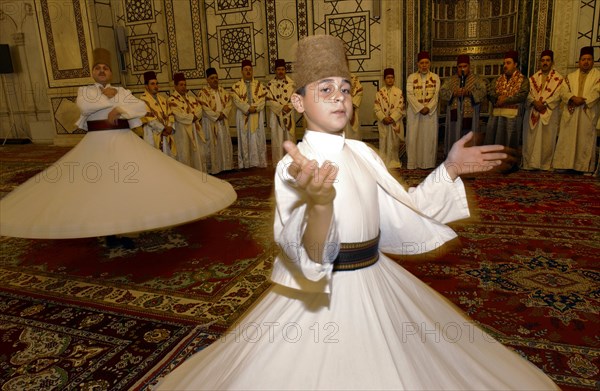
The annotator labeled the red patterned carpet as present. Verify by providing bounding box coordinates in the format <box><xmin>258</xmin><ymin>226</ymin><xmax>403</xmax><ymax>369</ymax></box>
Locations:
<box><xmin>1</xmin><ymin>143</ymin><xmax>599</xmax><ymax>390</ymax></box>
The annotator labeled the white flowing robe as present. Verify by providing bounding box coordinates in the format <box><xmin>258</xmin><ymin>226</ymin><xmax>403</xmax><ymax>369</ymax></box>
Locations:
<box><xmin>0</xmin><ymin>83</ymin><xmax>236</xmax><ymax>239</ymax></box>
<box><xmin>406</xmin><ymin>71</ymin><xmax>440</xmax><ymax>169</ymax></box>
<box><xmin>552</xmin><ymin>68</ymin><xmax>600</xmax><ymax>172</ymax></box>
<box><xmin>374</xmin><ymin>85</ymin><xmax>405</xmax><ymax>168</ymax></box>
<box><xmin>198</xmin><ymin>86</ymin><xmax>234</xmax><ymax>174</ymax></box>
<box><xmin>156</xmin><ymin>131</ymin><xmax>558</xmax><ymax>391</ymax></box>
<box><xmin>267</xmin><ymin>75</ymin><xmax>296</xmax><ymax>165</ymax></box>
<box><xmin>231</xmin><ymin>79</ymin><xmax>268</xmax><ymax>168</ymax></box>
<box><xmin>522</xmin><ymin>69</ymin><xmax>564</xmax><ymax>170</ymax></box>
<box><xmin>169</xmin><ymin>90</ymin><xmax>206</xmax><ymax>171</ymax></box>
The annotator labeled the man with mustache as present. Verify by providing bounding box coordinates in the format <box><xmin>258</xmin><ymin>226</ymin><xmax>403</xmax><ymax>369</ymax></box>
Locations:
<box><xmin>485</xmin><ymin>50</ymin><xmax>529</xmax><ymax>155</ymax></box>
<box><xmin>522</xmin><ymin>50</ymin><xmax>564</xmax><ymax>171</ymax></box>
<box><xmin>440</xmin><ymin>54</ymin><xmax>488</xmax><ymax>150</ymax></box>
<box><xmin>552</xmin><ymin>46</ymin><xmax>600</xmax><ymax>174</ymax></box>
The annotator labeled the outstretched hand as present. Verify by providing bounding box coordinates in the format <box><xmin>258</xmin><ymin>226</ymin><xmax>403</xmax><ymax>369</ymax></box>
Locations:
<box><xmin>283</xmin><ymin>140</ymin><xmax>338</xmax><ymax>205</ymax></box>
<box><xmin>444</xmin><ymin>132</ymin><xmax>508</xmax><ymax>180</ymax></box>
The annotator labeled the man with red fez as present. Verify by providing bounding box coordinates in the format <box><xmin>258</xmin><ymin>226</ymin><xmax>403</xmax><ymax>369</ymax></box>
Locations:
<box><xmin>232</xmin><ymin>59</ymin><xmax>269</xmax><ymax>168</ymax></box>
<box><xmin>140</xmin><ymin>70</ymin><xmax>176</xmax><ymax>158</ymax></box>
<box><xmin>440</xmin><ymin>54</ymin><xmax>488</xmax><ymax>151</ymax></box>
<box><xmin>553</xmin><ymin>46</ymin><xmax>600</xmax><ymax>174</ymax></box>
<box><xmin>374</xmin><ymin>67</ymin><xmax>406</xmax><ymax>168</ymax></box>
<box><xmin>485</xmin><ymin>50</ymin><xmax>529</xmax><ymax>157</ymax></box>
<box><xmin>344</xmin><ymin>72</ymin><xmax>364</xmax><ymax>140</ymax></box>
<box><xmin>521</xmin><ymin>50</ymin><xmax>564</xmax><ymax>171</ymax></box>
<box><xmin>406</xmin><ymin>50</ymin><xmax>441</xmax><ymax>169</ymax></box>
<box><xmin>198</xmin><ymin>67</ymin><xmax>234</xmax><ymax>173</ymax></box>
<box><xmin>267</xmin><ymin>58</ymin><xmax>296</xmax><ymax>164</ymax></box>
<box><xmin>169</xmin><ymin>72</ymin><xmax>207</xmax><ymax>171</ymax></box>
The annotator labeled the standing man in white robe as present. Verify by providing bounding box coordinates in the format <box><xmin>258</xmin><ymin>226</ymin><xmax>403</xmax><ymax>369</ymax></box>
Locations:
<box><xmin>140</xmin><ymin>71</ymin><xmax>176</xmax><ymax>159</ymax></box>
<box><xmin>553</xmin><ymin>46</ymin><xmax>600</xmax><ymax>174</ymax></box>
<box><xmin>406</xmin><ymin>51</ymin><xmax>441</xmax><ymax>169</ymax></box>
<box><xmin>169</xmin><ymin>72</ymin><xmax>206</xmax><ymax>171</ymax></box>
<box><xmin>267</xmin><ymin>58</ymin><xmax>296</xmax><ymax>165</ymax></box>
<box><xmin>374</xmin><ymin>68</ymin><xmax>405</xmax><ymax>168</ymax></box>
<box><xmin>522</xmin><ymin>50</ymin><xmax>564</xmax><ymax>170</ymax></box>
<box><xmin>231</xmin><ymin>59</ymin><xmax>269</xmax><ymax>168</ymax></box>
<box><xmin>198</xmin><ymin>67</ymin><xmax>234</xmax><ymax>174</ymax></box>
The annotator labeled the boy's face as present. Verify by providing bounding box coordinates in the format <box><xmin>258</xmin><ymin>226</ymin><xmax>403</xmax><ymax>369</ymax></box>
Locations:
<box><xmin>291</xmin><ymin>76</ymin><xmax>352</xmax><ymax>135</ymax></box>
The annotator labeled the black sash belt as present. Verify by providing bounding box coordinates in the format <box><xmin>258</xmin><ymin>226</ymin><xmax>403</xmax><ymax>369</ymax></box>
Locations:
<box><xmin>333</xmin><ymin>233</ymin><xmax>380</xmax><ymax>271</ymax></box>
<box><xmin>87</xmin><ymin>119</ymin><xmax>130</xmax><ymax>131</ymax></box>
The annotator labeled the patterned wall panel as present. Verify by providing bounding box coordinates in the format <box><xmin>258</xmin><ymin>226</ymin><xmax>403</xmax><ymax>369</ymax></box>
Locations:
<box><xmin>128</xmin><ymin>33</ymin><xmax>160</xmax><ymax>74</ymax></box>
<box><xmin>124</xmin><ymin>0</ymin><xmax>155</xmax><ymax>25</ymax></box>
<box><xmin>577</xmin><ymin>0</ymin><xmax>599</xmax><ymax>62</ymax></box>
<box><xmin>203</xmin><ymin>0</ymin><xmax>266</xmax><ymax>80</ymax></box>
<box><xmin>264</xmin><ymin>0</ymin><xmax>308</xmax><ymax>73</ymax></box>
<box><xmin>164</xmin><ymin>0</ymin><xmax>206</xmax><ymax>80</ymax></box>
<box><xmin>217</xmin><ymin>24</ymin><xmax>254</xmax><ymax>66</ymax></box>
<box><xmin>35</xmin><ymin>0</ymin><xmax>94</xmax><ymax>87</ymax></box>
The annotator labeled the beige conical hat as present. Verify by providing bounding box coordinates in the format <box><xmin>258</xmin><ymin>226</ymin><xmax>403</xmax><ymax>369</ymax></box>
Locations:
<box><xmin>294</xmin><ymin>35</ymin><xmax>351</xmax><ymax>89</ymax></box>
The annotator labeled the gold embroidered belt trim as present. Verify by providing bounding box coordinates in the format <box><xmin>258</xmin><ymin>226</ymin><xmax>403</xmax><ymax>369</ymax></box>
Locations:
<box><xmin>87</xmin><ymin>119</ymin><xmax>130</xmax><ymax>131</ymax></box>
<box><xmin>333</xmin><ymin>232</ymin><xmax>380</xmax><ymax>271</ymax></box>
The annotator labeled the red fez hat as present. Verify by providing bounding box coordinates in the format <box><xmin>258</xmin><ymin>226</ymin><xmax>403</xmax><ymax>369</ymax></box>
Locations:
<box><xmin>540</xmin><ymin>50</ymin><xmax>554</xmax><ymax>60</ymax></box>
<box><xmin>417</xmin><ymin>51</ymin><xmax>430</xmax><ymax>61</ymax></box>
<box><xmin>274</xmin><ymin>59</ymin><xmax>286</xmax><ymax>68</ymax></box>
<box><xmin>580</xmin><ymin>46</ymin><xmax>594</xmax><ymax>58</ymax></box>
<box><xmin>241</xmin><ymin>59</ymin><xmax>252</xmax><ymax>68</ymax></box>
<box><xmin>206</xmin><ymin>67</ymin><xmax>217</xmax><ymax>78</ymax></box>
<box><xmin>383</xmin><ymin>68</ymin><xmax>394</xmax><ymax>77</ymax></box>
<box><xmin>456</xmin><ymin>54</ymin><xmax>470</xmax><ymax>65</ymax></box>
<box><xmin>143</xmin><ymin>71</ymin><xmax>157</xmax><ymax>84</ymax></box>
<box><xmin>173</xmin><ymin>72</ymin><xmax>186</xmax><ymax>84</ymax></box>
<box><xmin>504</xmin><ymin>50</ymin><xmax>519</xmax><ymax>63</ymax></box>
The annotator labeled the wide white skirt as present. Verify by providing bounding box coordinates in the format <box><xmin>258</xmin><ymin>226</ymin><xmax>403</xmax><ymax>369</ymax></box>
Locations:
<box><xmin>156</xmin><ymin>255</ymin><xmax>559</xmax><ymax>390</ymax></box>
<box><xmin>0</xmin><ymin>129</ymin><xmax>236</xmax><ymax>239</ymax></box>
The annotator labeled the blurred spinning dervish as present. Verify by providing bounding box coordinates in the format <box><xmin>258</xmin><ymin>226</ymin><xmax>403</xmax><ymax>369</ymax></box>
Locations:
<box><xmin>0</xmin><ymin>48</ymin><xmax>236</xmax><ymax>239</ymax></box>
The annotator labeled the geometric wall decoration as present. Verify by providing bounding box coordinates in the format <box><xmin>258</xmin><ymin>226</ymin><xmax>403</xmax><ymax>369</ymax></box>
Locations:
<box><xmin>326</xmin><ymin>12</ymin><xmax>370</xmax><ymax>59</ymax></box>
<box><xmin>164</xmin><ymin>0</ymin><xmax>206</xmax><ymax>79</ymax></box>
<box><xmin>36</xmin><ymin>0</ymin><xmax>93</xmax><ymax>87</ymax></box>
<box><xmin>129</xmin><ymin>34</ymin><xmax>160</xmax><ymax>74</ymax></box>
<box><xmin>217</xmin><ymin>24</ymin><xmax>254</xmax><ymax>67</ymax></box>
<box><xmin>124</xmin><ymin>0</ymin><xmax>155</xmax><ymax>25</ymax></box>
<box><xmin>216</xmin><ymin>0</ymin><xmax>252</xmax><ymax>14</ymax></box>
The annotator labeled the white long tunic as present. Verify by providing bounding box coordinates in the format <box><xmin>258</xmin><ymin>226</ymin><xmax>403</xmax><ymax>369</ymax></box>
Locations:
<box><xmin>0</xmin><ymin>83</ymin><xmax>237</xmax><ymax>239</ymax></box>
<box><xmin>374</xmin><ymin>85</ymin><xmax>405</xmax><ymax>168</ymax></box>
<box><xmin>156</xmin><ymin>131</ymin><xmax>558</xmax><ymax>391</ymax></box>
<box><xmin>522</xmin><ymin>69</ymin><xmax>564</xmax><ymax>170</ymax></box>
<box><xmin>198</xmin><ymin>86</ymin><xmax>234</xmax><ymax>173</ymax></box>
<box><xmin>231</xmin><ymin>79</ymin><xmax>268</xmax><ymax>168</ymax></box>
<box><xmin>406</xmin><ymin>71</ymin><xmax>440</xmax><ymax>169</ymax></box>
<box><xmin>552</xmin><ymin>68</ymin><xmax>600</xmax><ymax>172</ymax></box>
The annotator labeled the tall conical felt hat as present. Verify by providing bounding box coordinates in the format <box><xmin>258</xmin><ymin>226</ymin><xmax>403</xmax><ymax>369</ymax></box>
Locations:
<box><xmin>294</xmin><ymin>35</ymin><xmax>351</xmax><ymax>89</ymax></box>
<box><xmin>92</xmin><ymin>48</ymin><xmax>111</xmax><ymax>69</ymax></box>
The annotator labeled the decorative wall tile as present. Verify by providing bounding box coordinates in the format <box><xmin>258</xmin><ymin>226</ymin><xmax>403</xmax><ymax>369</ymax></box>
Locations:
<box><xmin>217</xmin><ymin>24</ymin><xmax>254</xmax><ymax>67</ymax></box>
<box><xmin>124</xmin><ymin>0</ymin><xmax>155</xmax><ymax>25</ymax></box>
<box><xmin>129</xmin><ymin>33</ymin><xmax>160</xmax><ymax>74</ymax></box>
